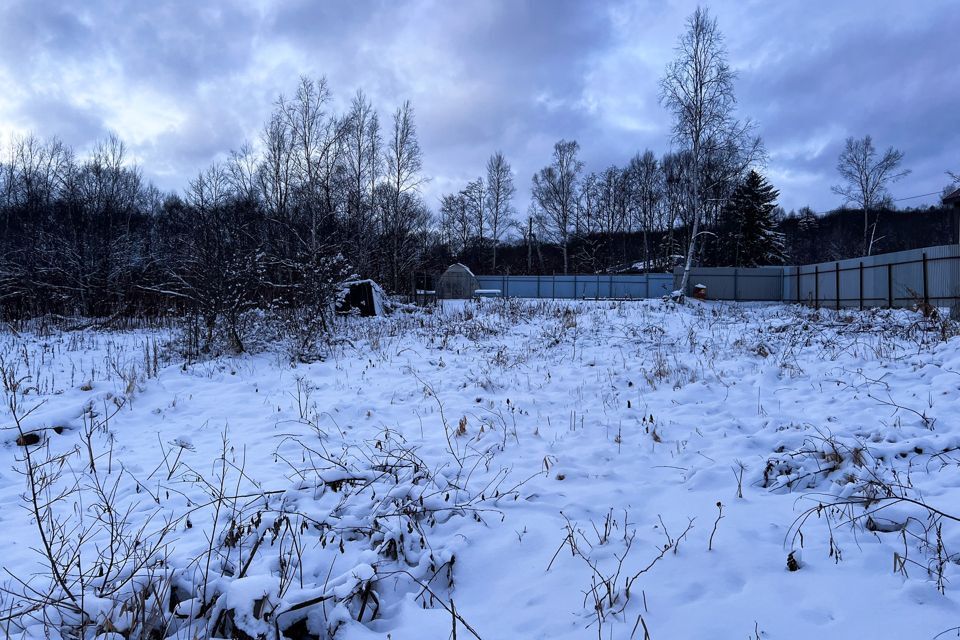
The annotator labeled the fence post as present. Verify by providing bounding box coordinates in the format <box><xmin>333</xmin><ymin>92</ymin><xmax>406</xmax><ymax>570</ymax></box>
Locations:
<box><xmin>573</xmin><ymin>273</ymin><xmax>577</xmax><ymax>299</ymax></box>
<box><xmin>645</xmin><ymin>273</ymin><xmax>650</xmax><ymax>299</ymax></box>
<box><xmin>922</xmin><ymin>252</ymin><xmax>929</xmax><ymax>309</ymax></box>
<box><xmin>858</xmin><ymin>262</ymin><xmax>864</xmax><ymax>310</ymax></box>
<box><xmin>953</xmin><ymin>253</ymin><xmax>960</xmax><ymax>320</ymax></box>
<box><xmin>797</xmin><ymin>267</ymin><xmax>801</xmax><ymax>304</ymax></box>
<box><xmin>552</xmin><ymin>273</ymin><xmax>556</xmax><ymax>300</ymax></box>
<box><xmin>835</xmin><ymin>262</ymin><xmax>840</xmax><ymax>310</ymax></box>
<box><xmin>537</xmin><ymin>275</ymin><xmax>541</xmax><ymax>298</ymax></box>
<box><xmin>733</xmin><ymin>268</ymin><xmax>739</xmax><ymax>301</ymax></box>
<box><xmin>887</xmin><ymin>263</ymin><xmax>893</xmax><ymax>308</ymax></box>
<box><xmin>596</xmin><ymin>273</ymin><xmax>600</xmax><ymax>301</ymax></box>
<box><xmin>814</xmin><ymin>265</ymin><xmax>819</xmax><ymax>309</ymax></box>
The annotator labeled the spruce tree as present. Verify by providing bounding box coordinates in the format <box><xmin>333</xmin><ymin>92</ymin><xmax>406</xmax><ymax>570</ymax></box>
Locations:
<box><xmin>794</xmin><ymin>206</ymin><xmax>819</xmax><ymax>263</ymax></box>
<box><xmin>716</xmin><ymin>170</ymin><xmax>786</xmax><ymax>267</ymax></box>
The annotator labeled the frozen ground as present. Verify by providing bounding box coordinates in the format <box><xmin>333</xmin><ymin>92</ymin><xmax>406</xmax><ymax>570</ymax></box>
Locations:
<box><xmin>1</xmin><ymin>299</ymin><xmax>959</xmax><ymax>639</ymax></box>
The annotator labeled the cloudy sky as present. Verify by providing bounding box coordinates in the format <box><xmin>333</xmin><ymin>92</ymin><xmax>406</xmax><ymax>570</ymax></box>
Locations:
<box><xmin>1</xmin><ymin>0</ymin><xmax>957</xmax><ymax>214</ymax></box>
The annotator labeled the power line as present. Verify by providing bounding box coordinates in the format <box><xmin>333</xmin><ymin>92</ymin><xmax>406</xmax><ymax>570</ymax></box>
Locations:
<box><xmin>787</xmin><ymin>189</ymin><xmax>947</xmax><ymax>218</ymax></box>
<box><xmin>892</xmin><ymin>190</ymin><xmax>943</xmax><ymax>202</ymax></box>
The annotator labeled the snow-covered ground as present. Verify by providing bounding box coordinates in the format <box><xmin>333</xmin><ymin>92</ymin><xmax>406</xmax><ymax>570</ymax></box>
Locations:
<box><xmin>2</xmin><ymin>299</ymin><xmax>959</xmax><ymax>639</ymax></box>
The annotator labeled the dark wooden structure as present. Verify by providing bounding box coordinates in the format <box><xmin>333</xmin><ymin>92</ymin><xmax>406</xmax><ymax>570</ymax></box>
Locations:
<box><xmin>337</xmin><ymin>280</ymin><xmax>380</xmax><ymax>317</ymax></box>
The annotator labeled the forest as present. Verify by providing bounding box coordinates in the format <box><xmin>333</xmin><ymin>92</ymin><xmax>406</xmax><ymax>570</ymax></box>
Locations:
<box><xmin>1</xmin><ymin>78</ymin><xmax>957</xmax><ymax>332</ymax></box>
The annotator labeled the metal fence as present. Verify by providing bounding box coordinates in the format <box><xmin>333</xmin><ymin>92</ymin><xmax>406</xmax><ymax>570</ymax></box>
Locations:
<box><xmin>672</xmin><ymin>244</ymin><xmax>960</xmax><ymax>309</ymax></box>
<box><xmin>472</xmin><ymin>273</ymin><xmax>675</xmax><ymax>300</ymax></box>
<box><xmin>672</xmin><ymin>266</ymin><xmax>785</xmax><ymax>301</ymax></box>
<box><xmin>785</xmin><ymin>245</ymin><xmax>960</xmax><ymax>309</ymax></box>
<box><xmin>417</xmin><ymin>243</ymin><xmax>960</xmax><ymax>308</ymax></box>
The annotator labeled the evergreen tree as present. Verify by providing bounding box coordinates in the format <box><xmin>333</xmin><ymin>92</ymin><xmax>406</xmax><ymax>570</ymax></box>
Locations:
<box><xmin>716</xmin><ymin>170</ymin><xmax>785</xmax><ymax>267</ymax></box>
<box><xmin>793</xmin><ymin>206</ymin><xmax>819</xmax><ymax>264</ymax></box>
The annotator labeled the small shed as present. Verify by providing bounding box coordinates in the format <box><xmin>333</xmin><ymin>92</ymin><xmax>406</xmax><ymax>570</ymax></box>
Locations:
<box><xmin>337</xmin><ymin>280</ymin><xmax>387</xmax><ymax>316</ymax></box>
<box><xmin>436</xmin><ymin>263</ymin><xmax>478</xmax><ymax>299</ymax></box>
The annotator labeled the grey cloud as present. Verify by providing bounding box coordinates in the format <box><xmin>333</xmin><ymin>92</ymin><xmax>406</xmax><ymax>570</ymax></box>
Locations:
<box><xmin>0</xmin><ymin>0</ymin><xmax>956</xmax><ymax>212</ymax></box>
<box><xmin>9</xmin><ymin>93</ymin><xmax>108</xmax><ymax>149</ymax></box>
<box><xmin>733</xmin><ymin>2</ymin><xmax>960</xmax><ymax>210</ymax></box>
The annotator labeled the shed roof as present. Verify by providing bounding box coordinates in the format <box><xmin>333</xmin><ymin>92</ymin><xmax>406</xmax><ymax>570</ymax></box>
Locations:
<box><xmin>441</xmin><ymin>263</ymin><xmax>476</xmax><ymax>277</ymax></box>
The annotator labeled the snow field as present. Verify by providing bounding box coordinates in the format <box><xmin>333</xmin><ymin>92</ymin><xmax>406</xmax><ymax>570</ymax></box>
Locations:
<box><xmin>1</xmin><ymin>299</ymin><xmax>959</xmax><ymax>639</ymax></box>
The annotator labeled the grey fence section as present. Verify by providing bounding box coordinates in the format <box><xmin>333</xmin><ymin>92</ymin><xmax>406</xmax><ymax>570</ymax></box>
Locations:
<box><xmin>672</xmin><ymin>266</ymin><xmax>785</xmax><ymax>301</ymax></box>
<box><xmin>665</xmin><ymin>244</ymin><xmax>960</xmax><ymax>308</ymax></box>
<box><xmin>467</xmin><ymin>244</ymin><xmax>960</xmax><ymax>306</ymax></box>
<box><xmin>784</xmin><ymin>244</ymin><xmax>960</xmax><ymax>309</ymax></box>
<box><xmin>474</xmin><ymin>273</ymin><xmax>674</xmax><ymax>299</ymax></box>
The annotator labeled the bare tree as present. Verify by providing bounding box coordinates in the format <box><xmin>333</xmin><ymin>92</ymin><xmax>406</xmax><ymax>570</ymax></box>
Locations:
<box><xmin>281</xmin><ymin>76</ymin><xmax>344</xmax><ymax>252</ymax></box>
<box><xmin>226</xmin><ymin>142</ymin><xmax>260</xmax><ymax>202</ymax></box>
<box><xmin>464</xmin><ymin>176</ymin><xmax>486</xmax><ymax>252</ymax></box>
<box><xmin>258</xmin><ymin>111</ymin><xmax>294</xmax><ymax>222</ymax></box>
<box><xmin>577</xmin><ymin>172</ymin><xmax>599</xmax><ymax>237</ymax></box>
<box><xmin>485</xmin><ymin>152</ymin><xmax>515</xmax><ymax>271</ymax></box>
<box><xmin>660</xmin><ymin>7</ymin><xmax>760</xmax><ymax>299</ymax></box>
<box><xmin>5</xmin><ymin>134</ymin><xmax>71</xmax><ymax>211</ymax></box>
<box><xmin>531</xmin><ymin>139</ymin><xmax>583</xmax><ymax>274</ymax></box>
<box><xmin>66</xmin><ymin>134</ymin><xmax>145</xmax><ymax>314</ymax></box>
<box><xmin>187</xmin><ymin>162</ymin><xmax>231</xmax><ymax>211</ymax></box>
<box><xmin>582</xmin><ymin>166</ymin><xmax>630</xmax><ymax>271</ymax></box>
<box><xmin>385</xmin><ymin>102</ymin><xmax>424</xmax><ymax>200</ymax></box>
<box><xmin>627</xmin><ymin>150</ymin><xmax>662</xmax><ymax>271</ymax></box>
<box><xmin>344</xmin><ymin>90</ymin><xmax>382</xmax><ymax>276</ymax></box>
<box><xmin>831</xmin><ymin>135</ymin><xmax>910</xmax><ymax>256</ymax></box>
<box><xmin>598</xmin><ymin>166</ymin><xmax>629</xmax><ymax>238</ymax></box>
<box><xmin>660</xmin><ymin>151</ymin><xmax>691</xmax><ymax>268</ymax></box>
<box><xmin>0</xmin><ymin>81</ymin><xmax>449</xmax><ymax>324</ymax></box>
<box><xmin>382</xmin><ymin>100</ymin><xmax>427</xmax><ymax>290</ymax></box>
<box><xmin>439</xmin><ymin>191</ymin><xmax>471</xmax><ymax>256</ymax></box>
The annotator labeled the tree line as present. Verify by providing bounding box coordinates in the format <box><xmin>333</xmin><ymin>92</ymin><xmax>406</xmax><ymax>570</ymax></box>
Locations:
<box><xmin>0</xmin><ymin>78</ymin><xmax>440</xmax><ymax>349</ymax></box>
<box><xmin>440</xmin><ymin>8</ymin><xmax>952</xmax><ymax>285</ymax></box>
<box><xmin>2</xmin><ymin>8</ymin><xmax>956</xmax><ymax>331</ymax></box>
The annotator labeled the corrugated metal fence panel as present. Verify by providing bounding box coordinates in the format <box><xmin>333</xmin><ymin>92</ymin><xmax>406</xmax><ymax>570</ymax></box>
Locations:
<box><xmin>673</xmin><ymin>267</ymin><xmax>786</xmax><ymax>301</ymax></box>
<box><xmin>929</xmin><ymin>248</ymin><xmax>960</xmax><ymax>303</ymax></box>
<box><xmin>648</xmin><ymin>274</ymin><xmax>674</xmax><ymax>297</ymax></box>
<box><xmin>473</xmin><ymin>274</ymin><xmax>674</xmax><ymax>299</ymax></box>
<box><xmin>788</xmin><ymin>245</ymin><xmax>960</xmax><ymax>309</ymax></box>
<box><xmin>838</xmin><ymin>262</ymin><xmax>860</xmax><ymax>307</ymax></box>
<box><xmin>819</xmin><ymin>265</ymin><xmax>837</xmax><ymax>307</ymax></box>
<box><xmin>610</xmin><ymin>278</ymin><xmax>640</xmax><ymax>298</ymax></box>
<box><xmin>474</xmin><ymin>245</ymin><xmax>959</xmax><ymax>305</ymax></box>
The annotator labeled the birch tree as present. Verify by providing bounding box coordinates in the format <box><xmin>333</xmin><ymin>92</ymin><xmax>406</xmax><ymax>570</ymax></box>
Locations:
<box><xmin>485</xmin><ymin>152</ymin><xmax>515</xmax><ymax>271</ymax></box>
<box><xmin>660</xmin><ymin>7</ymin><xmax>760</xmax><ymax>299</ymax></box>
<box><xmin>344</xmin><ymin>90</ymin><xmax>382</xmax><ymax>275</ymax></box>
<box><xmin>531</xmin><ymin>139</ymin><xmax>582</xmax><ymax>274</ymax></box>
<box><xmin>831</xmin><ymin>135</ymin><xmax>910</xmax><ymax>256</ymax></box>
<box><xmin>464</xmin><ymin>176</ymin><xmax>486</xmax><ymax>251</ymax></box>
<box><xmin>381</xmin><ymin>101</ymin><xmax>427</xmax><ymax>290</ymax></box>
<box><xmin>627</xmin><ymin>150</ymin><xmax>662</xmax><ymax>271</ymax></box>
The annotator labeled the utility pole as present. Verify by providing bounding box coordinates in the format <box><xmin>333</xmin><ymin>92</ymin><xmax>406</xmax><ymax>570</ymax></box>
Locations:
<box><xmin>527</xmin><ymin>217</ymin><xmax>533</xmax><ymax>273</ymax></box>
